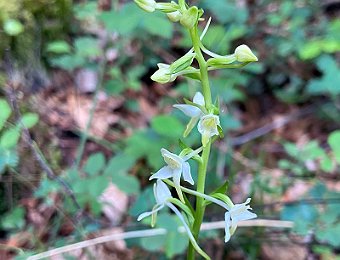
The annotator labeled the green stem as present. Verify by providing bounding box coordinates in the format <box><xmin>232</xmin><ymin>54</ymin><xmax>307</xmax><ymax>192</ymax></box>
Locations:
<box><xmin>187</xmin><ymin>25</ymin><xmax>212</xmax><ymax>260</ymax></box>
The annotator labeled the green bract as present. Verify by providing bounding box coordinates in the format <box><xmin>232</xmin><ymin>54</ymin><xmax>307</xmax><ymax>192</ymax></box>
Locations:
<box><xmin>180</xmin><ymin>6</ymin><xmax>199</xmax><ymax>29</ymax></box>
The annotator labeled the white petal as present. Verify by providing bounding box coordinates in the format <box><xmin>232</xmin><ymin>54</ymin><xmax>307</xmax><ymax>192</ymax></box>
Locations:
<box><xmin>182</xmin><ymin>161</ymin><xmax>194</xmax><ymax>185</ymax></box>
<box><xmin>149</xmin><ymin>166</ymin><xmax>173</xmax><ymax>180</ymax></box>
<box><xmin>224</xmin><ymin>212</ymin><xmax>231</xmax><ymax>242</ymax></box>
<box><xmin>161</xmin><ymin>148</ymin><xmax>183</xmax><ymax>169</ymax></box>
<box><xmin>232</xmin><ymin>210</ymin><xmax>257</xmax><ymax>223</ymax></box>
<box><xmin>137</xmin><ymin>204</ymin><xmax>164</xmax><ymax>221</ymax></box>
<box><xmin>193</xmin><ymin>92</ymin><xmax>205</xmax><ymax>106</ymax></box>
<box><xmin>173</xmin><ymin>104</ymin><xmax>202</xmax><ymax>117</ymax></box>
<box><xmin>155</xmin><ymin>180</ymin><xmax>172</xmax><ymax>204</ymax></box>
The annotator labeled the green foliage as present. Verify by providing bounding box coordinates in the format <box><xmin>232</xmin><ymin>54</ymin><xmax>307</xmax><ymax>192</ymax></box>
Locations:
<box><xmin>0</xmin><ymin>98</ymin><xmax>39</xmax><ymax>174</ymax></box>
<box><xmin>139</xmin><ymin>213</ymin><xmax>189</xmax><ymax>258</ymax></box>
<box><xmin>278</xmin><ymin>133</ymin><xmax>339</xmax><ymax>176</ymax></box>
<box><xmin>281</xmin><ymin>183</ymin><xmax>340</xmax><ymax>247</ymax></box>
<box><xmin>307</xmin><ymin>55</ymin><xmax>340</xmax><ymax>96</ymax></box>
<box><xmin>0</xmin><ymin>206</ymin><xmax>25</xmax><ymax>230</ymax></box>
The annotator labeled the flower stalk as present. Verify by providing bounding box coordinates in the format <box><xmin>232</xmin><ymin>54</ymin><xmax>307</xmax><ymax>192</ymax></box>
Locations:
<box><xmin>134</xmin><ymin>1</ymin><xmax>258</xmax><ymax>259</ymax></box>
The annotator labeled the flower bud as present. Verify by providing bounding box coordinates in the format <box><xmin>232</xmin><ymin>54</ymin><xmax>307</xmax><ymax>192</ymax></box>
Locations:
<box><xmin>198</xmin><ymin>114</ymin><xmax>221</xmax><ymax>147</ymax></box>
<box><xmin>170</xmin><ymin>52</ymin><xmax>196</xmax><ymax>74</ymax></box>
<box><xmin>134</xmin><ymin>0</ymin><xmax>157</xmax><ymax>12</ymax></box>
<box><xmin>151</xmin><ymin>63</ymin><xmax>172</xmax><ymax>83</ymax></box>
<box><xmin>234</xmin><ymin>45</ymin><xmax>258</xmax><ymax>62</ymax></box>
<box><xmin>180</xmin><ymin>6</ymin><xmax>199</xmax><ymax>29</ymax></box>
<box><xmin>207</xmin><ymin>55</ymin><xmax>236</xmax><ymax>67</ymax></box>
<box><xmin>167</xmin><ymin>10</ymin><xmax>182</xmax><ymax>22</ymax></box>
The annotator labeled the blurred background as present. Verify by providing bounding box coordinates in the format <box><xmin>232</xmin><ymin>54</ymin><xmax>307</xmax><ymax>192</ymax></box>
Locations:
<box><xmin>0</xmin><ymin>0</ymin><xmax>340</xmax><ymax>259</ymax></box>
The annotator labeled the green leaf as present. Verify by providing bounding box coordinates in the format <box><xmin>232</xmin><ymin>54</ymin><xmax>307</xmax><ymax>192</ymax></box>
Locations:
<box><xmin>89</xmin><ymin>176</ymin><xmax>109</xmax><ymax>197</ymax></box>
<box><xmin>1</xmin><ymin>207</ymin><xmax>25</xmax><ymax>230</ymax></box>
<box><xmin>112</xmin><ymin>174</ymin><xmax>140</xmax><ymax>195</ymax></box>
<box><xmin>3</xmin><ymin>19</ymin><xmax>24</xmax><ymax>36</ymax></box>
<box><xmin>316</xmin><ymin>223</ymin><xmax>340</xmax><ymax>247</ymax></box>
<box><xmin>140</xmin><ymin>234</ymin><xmax>166</xmax><ymax>252</ymax></box>
<box><xmin>46</xmin><ymin>41</ymin><xmax>71</xmax><ymax>54</ymax></box>
<box><xmin>104</xmin><ymin>153</ymin><xmax>136</xmax><ymax>176</ymax></box>
<box><xmin>151</xmin><ymin>115</ymin><xmax>184</xmax><ymax>138</ymax></box>
<box><xmin>328</xmin><ymin>130</ymin><xmax>340</xmax><ymax>164</ymax></box>
<box><xmin>210</xmin><ymin>179</ymin><xmax>229</xmax><ymax>195</ymax></box>
<box><xmin>0</xmin><ymin>127</ymin><xmax>20</xmax><ymax>149</ymax></box>
<box><xmin>74</xmin><ymin>37</ymin><xmax>101</xmax><ymax>58</ymax></box>
<box><xmin>0</xmin><ymin>98</ymin><xmax>11</xmax><ymax>131</ymax></box>
<box><xmin>50</xmin><ymin>55</ymin><xmax>86</xmax><ymax>70</ymax></box>
<box><xmin>83</xmin><ymin>152</ymin><xmax>106</xmax><ymax>176</ymax></box>
<box><xmin>165</xmin><ymin>231</ymin><xmax>188</xmax><ymax>258</ymax></box>
<box><xmin>0</xmin><ymin>149</ymin><xmax>18</xmax><ymax>174</ymax></box>
<box><xmin>129</xmin><ymin>186</ymin><xmax>155</xmax><ymax>217</ymax></box>
<box><xmin>21</xmin><ymin>113</ymin><xmax>39</xmax><ymax>129</ymax></box>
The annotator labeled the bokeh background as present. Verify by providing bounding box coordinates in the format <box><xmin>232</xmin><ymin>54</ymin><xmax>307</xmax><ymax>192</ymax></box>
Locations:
<box><xmin>1</xmin><ymin>0</ymin><xmax>340</xmax><ymax>259</ymax></box>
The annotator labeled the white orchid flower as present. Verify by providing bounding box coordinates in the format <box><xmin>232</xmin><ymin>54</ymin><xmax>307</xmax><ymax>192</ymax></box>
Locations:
<box><xmin>150</xmin><ymin>147</ymin><xmax>202</xmax><ymax>201</ymax></box>
<box><xmin>224</xmin><ymin>198</ymin><xmax>257</xmax><ymax>242</ymax></box>
<box><xmin>173</xmin><ymin>92</ymin><xmax>205</xmax><ymax>137</ymax></box>
<box><xmin>197</xmin><ymin>114</ymin><xmax>221</xmax><ymax>147</ymax></box>
<box><xmin>138</xmin><ymin>180</ymin><xmax>210</xmax><ymax>260</ymax></box>
<box><xmin>166</xmin><ymin>183</ymin><xmax>257</xmax><ymax>243</ymax></box>
<box><xmin>137</xmin><ymin>179</ymin><xmax>172</xmax><ymax>223</ymax></box>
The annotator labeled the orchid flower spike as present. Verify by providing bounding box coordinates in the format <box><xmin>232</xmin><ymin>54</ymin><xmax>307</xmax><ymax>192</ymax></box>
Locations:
<box><xmin>224</xmin><ymin>198</ymin><xmax>257</xmax><ymax>242</ymax></box>
<box><xmin>198</xmin><ymin>114</ymin><xmax>221</xmax><ymax>147</ymax></box>
<box><xmin>150</xmin><ymin>147</ymin><xmax>202</xmax><ymax>202</ymax></box>
<box><xmin>173</xmin><ymin>92</ymin><xmax>205</xmax><ymax>137</ymax></box>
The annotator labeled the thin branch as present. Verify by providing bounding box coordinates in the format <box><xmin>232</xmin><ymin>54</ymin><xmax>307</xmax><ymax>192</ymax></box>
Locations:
<box><xmin>229</xmin><ymin>105</ymin><xmax>315</xmax><ymax>146</ymax></box>
<box><xmin>5</xmin><ymin>85</ymin><xmax>82</xmax><ymax>213</ymax></box>
<box><xmin>27</xmin><ymin>219</ymin><xmax>293</xmax><ymax>260</ymax></box>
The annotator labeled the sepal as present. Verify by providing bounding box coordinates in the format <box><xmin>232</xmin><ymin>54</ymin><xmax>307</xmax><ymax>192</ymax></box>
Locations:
<box><xmin>180</xmin><ymin>6</ymin><xmax>199</xmax><ymax>29</ymax></box>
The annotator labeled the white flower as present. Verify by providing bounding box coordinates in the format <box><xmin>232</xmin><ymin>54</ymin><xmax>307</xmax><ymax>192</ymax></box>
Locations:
<box><xmin>137</xmin><ymin>180</ymin><xmax>210</xmax><ymax>260</ymax></box>
<box><xmin>134</xmin><ymin>0</ymin><xmax>157</xmax><ymax>12</ymax></box>
<box><xmin>150</xmin><ymin>148</ymin><xmax>196</xmax><ymax>184</ymax></box>
<box><xmin>234</xmin><ymin>45</ymin><xmax>258</xmax><ymax>63</ymax></box>
<box><xmin>149</xmin><ymin>147</ymin><xmax>202</xmax><ymax>201</ymax></box>
<box><xmin>137</xmin><ymin>179</ymin><xmax>172</xmax><ymax>223</ymax></box>
<box><xmin>224</xmin><ymin>198</ymin><xmax>257</xmax><ymax>242</ymax></box>
<box><xmin>173</xmin><ymin>92</ymin><xmax>205</xmax><ymax>137</ymax></box>
<box><xmin>197</xmin><ymin>114</ymin><xmax>221</xmax><ymax>147</ymax></box>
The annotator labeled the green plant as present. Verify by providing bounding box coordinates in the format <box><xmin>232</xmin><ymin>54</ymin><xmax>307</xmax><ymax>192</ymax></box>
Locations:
<box><xmin>0</xmin><ymin>98</ymin><xmax>39</xmax><ymax>175</ymax></box>
<box><xmin>134</xmin><ymin>1</ymin><xmax>258</xmax><ymax>259</ymax></box>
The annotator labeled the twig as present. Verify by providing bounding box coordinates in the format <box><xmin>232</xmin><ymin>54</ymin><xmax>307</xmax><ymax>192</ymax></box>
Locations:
<box><xmin>5</xmin><ymin>85</ymin><xmax>82</xmax><ymax>213</ymax></box>
<box><xmin>27</xmin><ymin>219</ymin><xmax>293</xmax><ymax>260</ymax></box>
<box><xmin>229</xmin><ymin>105</ymin><xmax>315</xmax><ymax>146</ymax></box>
<box><xmin>74</xmin><ymin>57</ymin><xmax>107</xmax><ymax>170</ymax></box>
